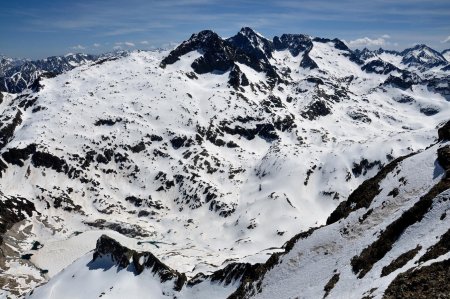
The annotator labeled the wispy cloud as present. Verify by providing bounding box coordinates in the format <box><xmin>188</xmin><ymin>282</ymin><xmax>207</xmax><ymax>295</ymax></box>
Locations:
<box><xmin>442</xmin><ymin>36</ymin><xmax>450</xmax><ymax>43</ymax></box>
<box><xmin>93</xmin><ymin>43</ymin><xmax>101</xmax><ymax>47</ymax></box>
<box><xmin>346</xmin><ymin>37</ymin><xmax>387</xmax><ymax>47</ymax></box>
<box><xmin>140</xmin><ymin>40</ymin><xmax>149</xmax><ymax>45</ymax></box>
<box><xmin>71</xmin><ymin>44</ymin><xmax>86</xmax><ymax>50</ymax></box>
<box><xmin>124</xmin><ymin>41</ymin><xmax>135</xmax><ymax>47</ymax></box>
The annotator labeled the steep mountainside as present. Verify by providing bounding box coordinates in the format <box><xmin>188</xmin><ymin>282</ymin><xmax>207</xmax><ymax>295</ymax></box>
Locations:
<box><xmin>0</xmin><ymin>28</ymin><xmax>449</xmax><ymax>298</ymax></box>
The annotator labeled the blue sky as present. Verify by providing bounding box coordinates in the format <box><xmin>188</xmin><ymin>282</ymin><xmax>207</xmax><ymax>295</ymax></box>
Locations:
<box><xmin>1</xmin><ymin>0</ymin><xmax>449</xmax><ymax>59</ymax></box>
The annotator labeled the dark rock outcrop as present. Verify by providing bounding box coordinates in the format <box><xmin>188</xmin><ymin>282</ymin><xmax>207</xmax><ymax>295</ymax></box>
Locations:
<box><xmin>383</xmin><ymin>258</ymin><xmax>450</xmax><ymax>299</ymax></box>
<box><xmin>383</xmin><ymin>71</ymin><xmax>420</xmax><ymax>90</ymax></box>
<box><xmin>273</xmin><ymin>34</ymin><xmax>312</xmax><ymax>57</ymax></box>
<box><xmin>92</xmin><ymin>235</ymin><xmax>187</xmax><ymax>291</ymax></box>
<box><xmin>419</xmin><ymin>106</ymin><xmax>440</xmax><ymax>116</ymax></box>
<box><xmin>160</xmin><ymin>29</ymin><xmax>280</xmax><ymax>87</ymax></box>
<box><xmin>0</xmin><ymin>110</ymin><xmax>22</xmax><ymax>150</ymax></box>
<box><xmin>417</xmin><ymin>228</ymin><xmax>450</xmax><ymax>264</ymax></box>
<box><xmin>438</xmin><ymin>120</ymin><xmax>450</xmax><ymax>141</ymax></box>
<box><xmin>362</xmin><ymin>59</ymin><xmax>400</xmax><ymax>75</ymax></box>
<box><xmin>301</xmin><ymin>100</ymin><xmax>331</xmax><ymax>120</ymax></box>
<box><xmin>227</xmin><ymin>27</ymin><xmax>274</xmax><ymax>59</ymax></box>
<box><xmin>437</xmin><ymin>145</ymin><xmax>450</xmax><ymax>177</ymax></box>
<box><xmin>0</xmin><ymin>193</ymin><xmax>35</xmax><ymax>245</ymax></box>
<box><xmin>327</xmin><ymin>153</ymin><xmax>414</xmax><ymax>225</ymax></box>
<box><xmin>381</xmin><ymin>245</ymin><xmax>421</xmax><ymax>277</ymax></box>
<box><xmin>1</xmin><ymin>144</ymin><xmax>36</xmax><ymax>167</ymax></box>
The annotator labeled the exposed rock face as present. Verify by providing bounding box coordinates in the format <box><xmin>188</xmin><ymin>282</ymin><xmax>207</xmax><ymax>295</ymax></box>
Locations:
<box><xmin>381</xmin><ymin>245</ymin><xmax>421</xmax><ymax>277</ymax></box>
<box><xmin>300</xmin><ymin>51</ymin><xmax>319</xmax><ymax>69</ymax></box>
<box><xmin>227</xmin><ymin>27</ymin><xmax>274</xmax><ymax>59</ymax></box>
<box><xmin>92</xmin><ymin>235</ymin><xmax>187</xmax><ymax>291</ymax></box>
<box><xmin>437</xmin><ymin>145</ymin><xmax>450</xmax><ymax>177</ymax></box>
<box><xmin>301</xmin><ymin>100</ymin><xmax>331</xmax><ymax>120</ymax></box>
<box><xmin>273</xmin><ymin>34</ymin><xmax>312</xmax><ymax>57</ymax></box>
<box><xmin>0</xmin><ymin>193</ymin><xmax>35</xmax><ymax>245</ymax></box>
<box><xmin>384</xmin><ymin>71</ymin><xmax>420</xmax><ymax>90</ymax></box>
<box><xmin>161</xmin><ymin>28</ymin><xmax>282</xmax><ymax>87</ymax></box>
<box><xmin>91</xmin><ymin>235</ymin><xmax>264</xmax><ymax>294</ymax></box>
<box><xmin>438</xmin><ymin>120</ymin><xmax>450</xmax><ymax>141</ymax></box>
<box><xmin>362</xmin><ymin>59</ymin><xmax>400</xmax><ymax>75</ymax></box>
<box><xmin>0</xmin><ymin>110</ymin><xmax>22</xmax><ymax>150</ymax></box>
<box><xmin>383</xmin><ymin>259</ymin><xmax>450</xmax><ymax>299</ymax></box>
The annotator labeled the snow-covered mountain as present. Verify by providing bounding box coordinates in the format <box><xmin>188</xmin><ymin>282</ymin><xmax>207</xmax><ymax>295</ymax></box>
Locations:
<box><xmin>400</xmin><ymin>44</ymin><xmax>448</xmax><ymax>69</ymax></box>
<box><xmin>443</xmin><ymin>49</ymin><xmax>450</xmax><ymax>62</ymax></box>
<box><xmin>0</xmin><ymin>55</ymin><xmax>28</xmax><ymax>77</ymax></box>
<box><xmin>0</xmin><ymin>52</ymin><xmax>129</xmax><ymax>93</ymax></box>
<box><xmin>0</xmin><ymin>28</ymin><xmax>449</xmax><ymax>298</ymax></box>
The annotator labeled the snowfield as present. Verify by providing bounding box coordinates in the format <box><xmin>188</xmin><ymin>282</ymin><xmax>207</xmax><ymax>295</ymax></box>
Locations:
<box><xmin>0</xmin><ymin>28</ymin><xmax>449</xmax><ymax>298</ymax></box>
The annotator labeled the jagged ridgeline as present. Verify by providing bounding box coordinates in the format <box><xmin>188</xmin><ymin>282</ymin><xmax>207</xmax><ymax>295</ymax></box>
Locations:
<box><xmin>0</xmin><ymin>28</ymin><xmax>449</xmax><ymax>298</ymax></box>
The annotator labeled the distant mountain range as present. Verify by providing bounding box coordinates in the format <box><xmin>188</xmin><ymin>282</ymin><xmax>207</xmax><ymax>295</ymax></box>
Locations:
<box><xmin>0</xmin><ymin>37</ymin><xmax>449</xmax><ymax>94</ymax></box>
<box><xmin>0</xmin><ymin>51</ymin><xmax>129</xmax><ymax>93</ymax></box>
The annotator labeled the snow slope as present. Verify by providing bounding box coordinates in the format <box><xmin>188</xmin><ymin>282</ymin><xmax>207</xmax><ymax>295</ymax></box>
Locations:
<box><xmin>26</xmin><ymin>136</ymin><xmax>450</xmax><ymax>299</ymax></box>
<box><xmin>0</xmin><ymin>28</ymin><xmax>449</xmax><ymax>298</ymax></box>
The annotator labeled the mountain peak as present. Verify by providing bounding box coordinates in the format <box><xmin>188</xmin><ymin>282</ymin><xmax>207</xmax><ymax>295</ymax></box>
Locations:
<box><xmin>238</xmin><ymin>26</ymin><xmax>262</xmax><ymax>37</ymax></box>
<box><xmin>401</xmin><ymin>43</ymin><xmax>447</xmax><ymax>67</ymax></box>
<box><xmin>228</xmin><ymin>27</ymin><xmax>274</xmax><ymax>58</ymax></box>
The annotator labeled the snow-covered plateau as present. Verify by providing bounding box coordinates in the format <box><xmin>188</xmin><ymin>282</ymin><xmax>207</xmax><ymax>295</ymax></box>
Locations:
<box><xmin>0</xmin><ymin>28</ymin><xmax>449</xmax><ymax>298</ymax></box>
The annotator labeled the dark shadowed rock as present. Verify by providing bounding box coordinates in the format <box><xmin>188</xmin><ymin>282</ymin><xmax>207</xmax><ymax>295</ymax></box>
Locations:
<box><xmin>227</xmin><ymin>27</ymin><xmax>274</xmax><ymax>59</ymax></box>
<box><xmin>1</xmin><ymin>144</ymin><xmax>36</xmax><ymax>167</ymax></box>
<box><xmin>273</xmin><ymin>34</ymin><xmax>312</xmax><ymax>57</ymax></box>
<box><xmin>381</xmin><ymin>245</ymin><xmax>421</xmax><ymax>277</ymax></box>
<box><xmin>362</xmin><ymin>59</ymin><xmax>400</xmax><ymax>75</ymax></box>
<box><xmin>161</xmin><ymin>29</ymin><xmax>280</xmax><ymax>87</ymax></box>
<box><xmin>419</xmin><ymin>106</ymin><xmax>440</xmax><ymax>116</ymax></box>
<box><xmin>92</xmin><ymin>235</ymin><xmax>187</xmax><ymax>291</ymax></box>
<box><xmin>383</xmin><ymin>259</ymin><xmax>450</xmax><ymax>299</ymax></box>
<box><xmin>438</xmin><ymin>120</ymin><xmax>450</xmax><ymax>141</ymax></box>
<box><xmin>437</xmin><ymin>145</ymin><xmax>450</xmax><ymax>176</ymax></box>
<box><xmin>0</xmin><ymin>110</ymin><xmax>22</xmax><ymax>150</ymax></box>
<box><xmin>301</xmin><ymin>100</ymin><xmax>331</xmax><ymax>120</ymax></box>
<box><xmin>384</xmin><ymin>71</ymin><xmax>420</xmax><ymax>90</ymax></box>
<box><xmin>0</xmin><ymin>193</ymin><xmax>35</xmax><ymax>245</ymax></box>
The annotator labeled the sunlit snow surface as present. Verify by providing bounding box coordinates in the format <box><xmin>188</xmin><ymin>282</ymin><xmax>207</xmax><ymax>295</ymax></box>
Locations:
<box><xmin>0</xmin><ymin>38</ymin><xmax>449</xmax><ymax>298</ymax></box>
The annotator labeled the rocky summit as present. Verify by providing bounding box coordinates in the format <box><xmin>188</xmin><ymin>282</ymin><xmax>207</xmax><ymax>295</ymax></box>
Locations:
<box><xmin>0</xmin><ymin>27</ymin><xmax>449</xmax><ymax>298</ymax></box>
